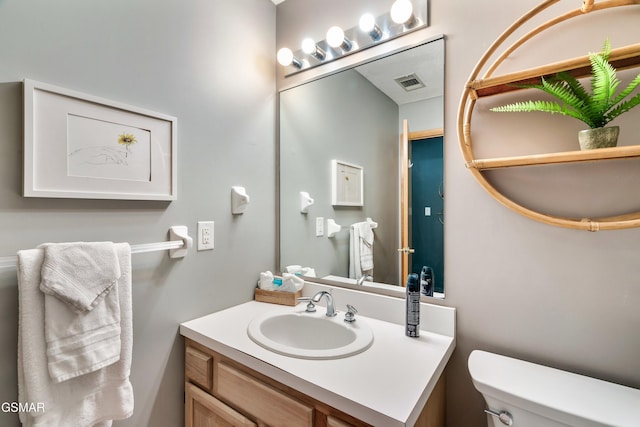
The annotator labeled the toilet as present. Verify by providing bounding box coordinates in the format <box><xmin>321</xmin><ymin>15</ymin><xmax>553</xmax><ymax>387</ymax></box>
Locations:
<box><xmin>468</xmin><ymin>350</ymin><xmax>640</xmax><ymax>426</ymax></box>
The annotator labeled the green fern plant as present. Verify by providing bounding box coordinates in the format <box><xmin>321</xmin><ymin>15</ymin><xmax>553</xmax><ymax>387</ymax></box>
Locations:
<box><xmin>491</xmin><ymin>39</ymin><xmax>640</xmax><ymax>129</ymax></box>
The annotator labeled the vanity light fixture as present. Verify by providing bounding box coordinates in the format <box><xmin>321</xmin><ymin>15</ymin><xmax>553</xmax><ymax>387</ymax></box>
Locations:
<box><xmin>390</xmin><ymin>0</ymin><xmax>417</xmax><ymax>27</ymax></box>
<box><xmin>301</xmin><ymin>38</ymin><xmax>327</xmax><ymax>60</ymax></box>
<box><xmin>277</xmin><ymin>47</ymin><xmax>302</xmax><ymax>69</ymax></box>
<box><xmin>277</xmin><ymin>0</ymin><xmax>427</xmax><ymax>76</ymax></box>
<box><xmin>326</xmin><ymin>26</ymin><xmax>353</xmax><ymax>52</ymax></box>
<box><xmin>359</xmin><ymin>13</ymin><xmax>383</xmax><ymax>41</ymax></box>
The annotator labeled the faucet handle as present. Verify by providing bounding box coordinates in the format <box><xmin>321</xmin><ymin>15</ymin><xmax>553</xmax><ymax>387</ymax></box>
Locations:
<box><xmin>344</xmin><ymin>304</ymin><xmax>358</xmax><ymax>323</ymax></box>
<box><xmin>297</xmin><ymin>297</ymin><xmax>316</xmax><ymax>313</ymax></box>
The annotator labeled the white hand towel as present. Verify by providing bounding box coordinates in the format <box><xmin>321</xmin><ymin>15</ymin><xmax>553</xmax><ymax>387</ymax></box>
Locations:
<box><xmin>357</xmin><ymin>222</ymin><xmax>374</xmax><ymax>272</ymax></box>
<box><xmin>349</xmin><ymin>226</ymin><xmax>359</xmax><ymax>279</ymax></box>
<box><xmin>38</xmin><ymin>242</ymin><xmax>122</xmax><ymax>383</ymax></box>
<box><xmin>18</xmin><ymin>243</ymin><xmax>134</xmax><ymax>427</ymax></box>
<box><xmin>349</xmin><ymin>222</ymin><xmax>374</xmax><ymax>279</ymax></box>
<box><xmin>279</xmin><ymin>273</ymin><xmax>304</xmax><ymax>292</ymax></box>
<box><xmin>284</xmin><ymin>265</ymin><xmax>302</xmax><ymax>275</ymax></box>
<box><xmin>258</xmin><ymin>271</ymin><xmax>275</xmax><ymax>290</ymax></box>
<box><xmin>40</xmin><ymin>242</ymin><xmax>121</xmax><ymax>312</ymax></box>
<box><xmin>43</xmin><ymin>277</ymin><xmax>122</xmax><ymax>383</ymax></box>
<box><xmin>300</xmin><ymin>267</ymin><xmax>316</xmax><ymax>277</ymax></box>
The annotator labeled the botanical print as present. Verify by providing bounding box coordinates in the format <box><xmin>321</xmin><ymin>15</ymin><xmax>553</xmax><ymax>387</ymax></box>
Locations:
<box><xmin>333</xmin><ymin>161</ymin><xmax>363</xmax><ymax>206</ymax></box>
<box><xmin>67</xmin><ymin>114</ymin><xmax>151</xmax><ymax>182</ymax></box>
<box><xmin>117</xmin><ymin>132</ymin><xmax>137</xmax><ymax>155</ymax></box>
<box><xmin>336</xmin><ymin>164</ymin><xmax>361</xmax><ymax>204</ymax></box>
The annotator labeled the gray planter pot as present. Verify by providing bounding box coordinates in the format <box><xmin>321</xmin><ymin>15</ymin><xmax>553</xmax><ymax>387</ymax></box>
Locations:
<box><xmin>578</xmin><ymin>126</ymin><xmax>619</xmax><ymax>150</ymax></box>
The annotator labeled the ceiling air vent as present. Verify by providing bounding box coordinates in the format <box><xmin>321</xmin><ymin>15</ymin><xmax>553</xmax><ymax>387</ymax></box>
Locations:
<box><xmin>394</xmin><ymin>73</ymin><xmax>425</xmax><ymax>92</ymax></box>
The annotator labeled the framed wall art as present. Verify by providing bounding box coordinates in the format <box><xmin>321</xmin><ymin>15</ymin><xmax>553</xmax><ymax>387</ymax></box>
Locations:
<box><xmin>23</xmin><ymin>79</ymin><xmax>177</xmax><ymax>200</ymax></box>
<box><xmin>331</xmin><ymin>159</ymin><xmax>363</xmax><ymax>206</ymax></box>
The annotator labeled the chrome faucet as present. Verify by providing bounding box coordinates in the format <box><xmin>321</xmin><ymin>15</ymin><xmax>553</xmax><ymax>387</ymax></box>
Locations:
<box><xmin>310</xmin><ymin>291</ymin><xmax>337</xmax><ymax>317</ymax></box>
<box><xmin>356</xmin><ymin>275</ymin><xmax>373</xmax><ymax>286</ymax></box>
<box><xmin>297</xmin><ymin>290</ymin><xmax>337</xmax><ymax>317</ymax></box>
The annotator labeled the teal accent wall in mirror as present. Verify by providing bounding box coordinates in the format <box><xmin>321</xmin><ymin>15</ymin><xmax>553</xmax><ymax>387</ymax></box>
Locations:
<box><xmin>278</xmin><ymin>36</ymin><xmax>445</xmax><ymax>297</ymax></box>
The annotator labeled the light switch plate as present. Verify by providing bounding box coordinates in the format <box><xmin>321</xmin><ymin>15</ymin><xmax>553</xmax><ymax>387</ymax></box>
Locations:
<box><xmin>316</xmin><ymin>217</ymin><xmax>324</xmax><ymax>237</ymax></box>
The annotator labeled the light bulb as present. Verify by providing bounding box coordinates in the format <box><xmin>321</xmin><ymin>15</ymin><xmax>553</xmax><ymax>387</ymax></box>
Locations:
<box><xmin>326</xmin><ymin>26</ymin><xmax>352</xmax><ymax>51</ymax></box>
<box><xmin>391</xmin><ymin>0</ymin><xmax>414</xmax><ymax>25</ymax></box>
<box><xmin>277</xmin><ymin>48</ymin><xmax>294</xmax><ymax>66</ymax></box>
<box><xmin>359</xmin><ymin>13</ymin><xmax>383</xmax><ymax>41</ymax></box>
<box><xmin>301</xmin><ymin>38</ymin><xmax>326</xmax><ymax>60</ymax></box>
<box><xmin>326</xmin><ymin>26</ymin><xmax>345</xmax><ymax>48</ymax></box>
<box><xmin>277</xmin><ymin>47</ymin><xmax>302</xmax><ymax>68</ymax></box>
<box><xmin>301</xmin><ymin>38</ymin><xmax>316</xmax><ymax>55</ymax></box>
<box><xmin>359</xmin><ymin>14</ymin><xmax>376</xmax><ymax>32</ymax></box>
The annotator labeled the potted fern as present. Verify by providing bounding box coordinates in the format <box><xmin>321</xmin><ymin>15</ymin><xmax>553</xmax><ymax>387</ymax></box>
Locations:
<box><xmin>491</xmin><ymin>39</ymin><xmax>640</xmax><ymax>150</ymax></box>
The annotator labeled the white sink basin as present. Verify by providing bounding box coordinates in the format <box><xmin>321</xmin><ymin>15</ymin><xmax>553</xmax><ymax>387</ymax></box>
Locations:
<box><xmin>247</xmin><ymin>309</ymin><xmax>374</xmax><ymax>359</ymax></box>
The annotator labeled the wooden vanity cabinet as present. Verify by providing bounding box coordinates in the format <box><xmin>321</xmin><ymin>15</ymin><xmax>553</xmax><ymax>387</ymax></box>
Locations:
<box><xmin>184</xmin><ymin>338</ymin><xmax>444</xmax><ymax>427</ymax></box>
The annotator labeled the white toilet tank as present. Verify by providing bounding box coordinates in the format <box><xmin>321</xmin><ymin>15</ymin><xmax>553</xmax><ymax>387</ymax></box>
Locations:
<box><xmin>468</xmin><ymin>350</ymin><xmax>640</xmax><ymax>427</ymax></box>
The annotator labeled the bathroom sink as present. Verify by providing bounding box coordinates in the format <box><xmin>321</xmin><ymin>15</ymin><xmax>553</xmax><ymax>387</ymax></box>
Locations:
<box><xmin>247</xmin><ymin>310</ymin><xmax>374</xmax><ymax>359</ymax></box>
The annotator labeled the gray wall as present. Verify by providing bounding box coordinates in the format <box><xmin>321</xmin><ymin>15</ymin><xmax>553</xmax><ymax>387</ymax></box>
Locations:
<box><xmin>400</xmin><ymin>96</ymin><xmax>443</xmax><ymax>131</ymax></box>
<box><xmin>0</xmin><ymin>0</ymin><xmax>275</xmax><ymax>426</ymax></box>
<box><xmin>280</xmin><ymin>69</ymin><xmax>399</xmax><ymax>283</ymax></box>
<box><xmin>277</xmin><ymin>1</ymin><xmax>640</xmax><ymax>426</ymax></box>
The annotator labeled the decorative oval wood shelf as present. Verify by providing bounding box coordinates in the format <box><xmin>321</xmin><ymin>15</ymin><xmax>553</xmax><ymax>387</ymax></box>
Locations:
<box><xmin>457</xmin><ymin>0</ymin><xmax>640</xmax><ymax>231</ymax></box>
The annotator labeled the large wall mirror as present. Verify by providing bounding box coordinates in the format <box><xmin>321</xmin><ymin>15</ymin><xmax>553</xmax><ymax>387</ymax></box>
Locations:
<box><xmin>279</xmin><ymin>36</ymin><xmax>445</xmax><ymax>298</ymax></box>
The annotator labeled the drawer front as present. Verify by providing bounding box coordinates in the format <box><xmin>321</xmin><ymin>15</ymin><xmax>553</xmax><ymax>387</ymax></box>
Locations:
<box><xmin>186</xmin><ymin>382</ymin><xmax>256</xmax><ymax>427</ymax></box>
<box><xmin>216</xmin><ymin>362</ymin><xmax>314</xmax><ymax>427</ymax></box>
<box><xmin>185</xmin><ymin>345</ymin><xmax>213</xmax><ymax>390</ymax></box>
<box><xmin>327</xmin><ymin>415</ymin><xmax>356</xmax><ymax>427</ymax></box>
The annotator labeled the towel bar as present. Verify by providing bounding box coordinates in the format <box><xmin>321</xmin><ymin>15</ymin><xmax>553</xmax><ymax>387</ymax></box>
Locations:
<box><xmin>0</xmin><ymin>226</ymin><xmax>193</xmax><ymax>271</ymax></box>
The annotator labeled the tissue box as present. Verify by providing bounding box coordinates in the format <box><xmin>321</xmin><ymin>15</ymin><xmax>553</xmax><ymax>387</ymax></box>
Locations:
<box><xmin>254</xmin><ymin>288</ymin><xmax>302</xmax><ymax>306</ymax></box>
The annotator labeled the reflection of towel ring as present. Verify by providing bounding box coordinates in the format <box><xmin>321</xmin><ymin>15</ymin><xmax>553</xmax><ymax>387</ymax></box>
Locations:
<box><xmin>437</xmin><ymin>212</ymin><xmax>444</xmax><ymax>225</ymax></box>
<box><xmin>438</xmin><ymin>181</ymin><xmax>444</xmax><ymax>199</ymax></box>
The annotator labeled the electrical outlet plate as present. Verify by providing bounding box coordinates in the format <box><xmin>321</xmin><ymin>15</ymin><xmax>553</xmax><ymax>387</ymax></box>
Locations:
<box><xmin>197</xmin><ymin>221</ymin><xmax>214</xmax><ymax>251</ymax></box>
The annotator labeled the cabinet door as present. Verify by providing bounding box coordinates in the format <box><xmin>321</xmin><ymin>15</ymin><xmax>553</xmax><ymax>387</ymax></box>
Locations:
<box><xmin>185</xmin><ymin>382</ymin><xmax>256</xmax><ymax>427</ymax></box>
<box><xmin>215</xmin><ymin>362</ymin><xmax>314</xmax><ymax>427</ymax></box>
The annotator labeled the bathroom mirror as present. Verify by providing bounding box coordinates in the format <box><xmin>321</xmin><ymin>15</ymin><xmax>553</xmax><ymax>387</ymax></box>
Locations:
<box><xmin>279</xmin><ymin>36</ymin><xmax>444</xmax><ymax>297</ymax></box>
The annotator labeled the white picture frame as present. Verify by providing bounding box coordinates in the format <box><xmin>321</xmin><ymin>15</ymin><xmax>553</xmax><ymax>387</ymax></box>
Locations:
<box><xmin>23</xmin><ymin>79</ymin><xmax>177</xmax><ymax>200</ymax></box>
<box><xmin>331</xmin><ymin>160</ymin><xmax>363</xmax><ymax>206</ymax></box>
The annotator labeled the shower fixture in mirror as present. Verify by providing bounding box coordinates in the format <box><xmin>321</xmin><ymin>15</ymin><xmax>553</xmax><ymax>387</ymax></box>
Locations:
<box><xmin>279</xmin><ymin>36</ymin><xmax>445</xmax><ymax>298</ymax></box>
<box><xmin>277</xmin><ymin>0</ymin><xmax>428</xmax><ymax>76</ymax></box>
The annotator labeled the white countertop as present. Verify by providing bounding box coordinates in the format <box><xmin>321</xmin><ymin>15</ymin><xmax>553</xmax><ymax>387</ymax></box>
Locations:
<box><xmin>180</xmin><ymin>287</ymin><xmax>455</xmax><ymax>427</ymax></box>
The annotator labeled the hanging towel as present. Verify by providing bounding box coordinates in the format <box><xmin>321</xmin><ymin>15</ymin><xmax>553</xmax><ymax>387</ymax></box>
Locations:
<box><xmin>349</xmin><ymin>221</ymin><xmax>374</xmax><ymax>279</ymax></box>
<box><xmin>17</xmin><ymin>243</ymin><xmax>134</xmax><ymax>427</ymax></box>
<box><xmin>40</xmin><ymin>242</ymin><xmax>121</xmax><ymax>312</ymax></box>
<box><xmin>356</xmin><ymin>221</ymin><xmax>374</xmax><ymax>272</ymax></box>
<box><xmin>39</xmin><ymin>242</ymin><xmax>122</xmax><ymax>383</ymax></box>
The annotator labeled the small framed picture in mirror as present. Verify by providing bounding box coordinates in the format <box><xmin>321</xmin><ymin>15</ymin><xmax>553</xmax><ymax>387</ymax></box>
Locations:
<box><xmin>331</xmin><ymin>160</ymin><xmax>363</xmax><ymax>206</ymax></box>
